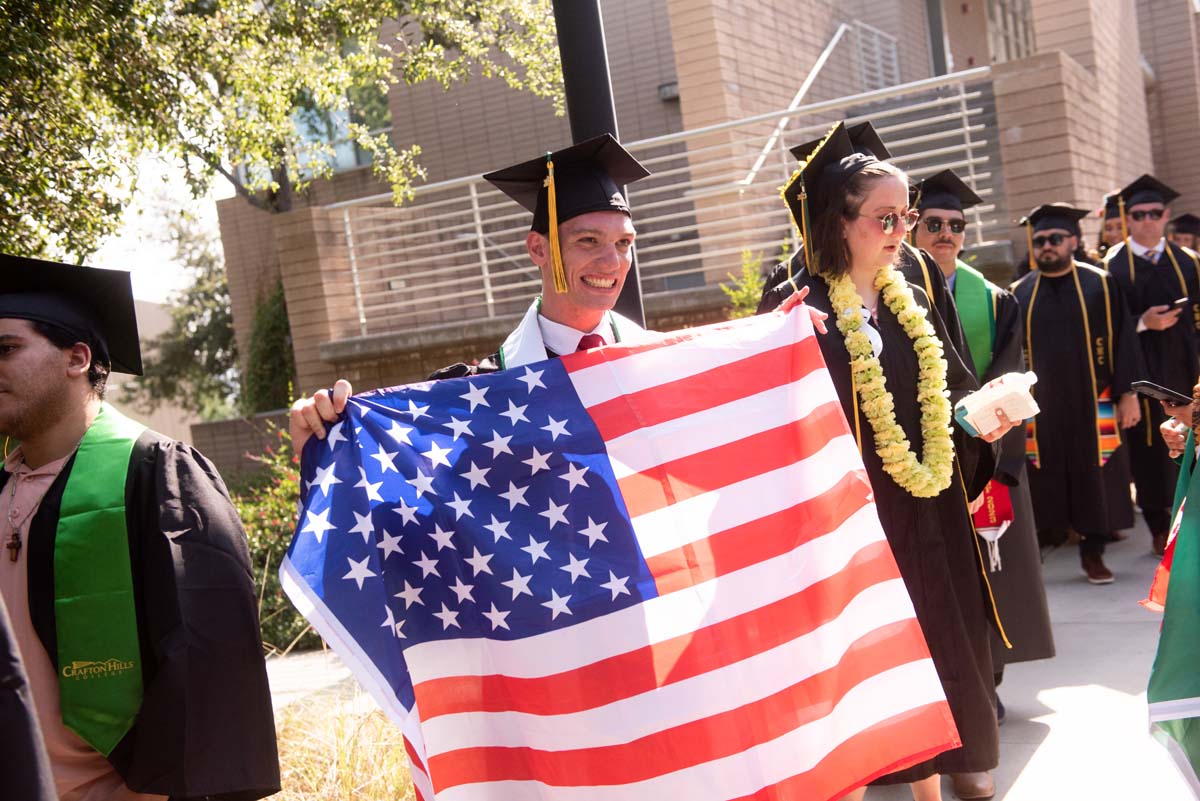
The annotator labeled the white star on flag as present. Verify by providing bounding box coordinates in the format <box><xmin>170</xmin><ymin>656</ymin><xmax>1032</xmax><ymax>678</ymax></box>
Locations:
<box><xmin>349</xmin><ymin>510</ymin><xmax>375</xmax><ymax>544</ymax></box>
<box><xmin>459</xmin><ymin>462</ymin><xmax>490</xmax><ymax>490</ymax></box>
<box><xmin>406</xmin><ymin>470</ymin><xmax>435</xmax><ymax>497</ymax></box>
<box><xmin>542</xmin><ymin>416</ymin><xmax>570</xmax><ymax>441</ymax></box>
<box><xmin>522</xmin><ymin>447</ymin><xmax>552</xmax><ymax>475</ymax></box>
<box><xmin>483</xmin><ymin>431</ymin><xmax>514</xmax><ymax>458</ymax></box>
<box><xmin>342</xmin><ymin>556</ymin><xmax>376</xmax><ymax>590</ymax></box>
<box><xmin>443</xmin><ymin>417</ymin><xmax>473</xmax><ymax>440</ymax></box>
<box><xmin>517</xmin><ymin>366</ymin><xmax>546</xmax><ymax>393</ymax></box>
<box><xmin>501</xmin><ymin>568</ymin><xmax>534</xmax><ymax>599</ymax></box>
<box><xmin>312</xmin><ymin>463</ymin><xmax>342</xmax><ymax>497</ymax></box>
<box><xmin>326</xmin><ymin>421</ymin><xmax>348</xmax><ymax>449</ymax></box>
<box><xmin>412</xmin><ymin>552</ymin><xmax>440</xmax><ymax>578</ymax></box>
<box><xmin>372</xmin><ymin>445</ymin><xmax>399</xmax><ymax>474</ymax></box>
<box><xmin>542</xmin><ymin>589</ymin><xmax>572</xmax><ymax>620</ymax></box>
<box><xmin>448</xmin><ymin>577</ymin><xmax>475</xmax><ymax>603</ymax></box>
<box><xmin>380</xmin><ymin>605</ymin><xmax>402</xmax><ymax>638</ymax></box>
<box><xmin>446</xmin><ymin>492</ymin><xmax>474</xmax><ymax>520</ymax></box>
<box><xmin>540</xmin><ymin>498</ymin><xmax>570</xmax><ymax>529</ymax></box>
<box><xmin>577</xmin><ymin>517</ymin><xmax>609</xmax><ymax>546</ymax></box>
<box><xmin>395</xmin><ymin>580</ymin><xmax>424</xmax><ymax>608</ymax></box>
<box><xmin>560</xmin><ymin>463</ymin><xmax>590</xmax><ymax>492</ymax></box>
<box><xmin>561</xmin><ymin>553</ymin><xmax>591</xmax><ymax>584</ymax></box>
<box><xmin>482</xmin><ymin>603</ymin><xmax>512</xmax><ymax>631</ymax></box>
<box><xmin>301</xmin><ymin>508</ymin><xmax>336</xmax><ymax>543</ymax></box>
<box><xmin>499</xmin><ymin>481</ymin><xmax>530</xmax><ymax>510</ymax></box>
<box><xmin>386</xmin><ymin>420</ymin><xmax>413</xmax><ymax>446</ymax></box>
<box><xmin>500</xmin><ymin>399</ymin><xmax>530</xmax><ymax>426</ymax></box>
<box><xmin>376</xmin><ymin>530</ymin><xmax>403</xmax><ymax>560</ymax></box>
<box><xmin>428</xmin><ymin>524</ymin><xmax>456</xmax><ymax>551</ymax></box>
<box><xmin>463</xmin><ymin>547</ymin><xmax>495</xmax><ymax>577</ymax></box>
<box><xmin>393</xmin><ymin>498</ymin><xmax>419</xmax><ymax>526</ymax></box>
<box><xmin>483</xmin><ymin>515</ymin><xmax>512</xmax><ymax>542</ymax></box>
<box><xmin>406</xmin><ymin>399</ymin><xmax>430</xmax><ymax>420</ymax></box>
<box><xmin>460</xmin><ymin>383</ymin><xmax>489</xmax><ymax>412</ymax></box>
<box><xmin>354</xmin><ymin>467</ymin><xmax>384</xmax><ymax>502</ymax></box>
<box><xmin>522</xmin><ymin>536</ymin><xmax>550</xmax><ymax>565</ymax></box>
<box><xmin>422</xmin><ymin>441</ymin><xmax>453</xmax><ymax>469</ymax></box>
<box><xmin>432</xmin><ymin>603</ymin><xmax>461</xmax><ymax>630</ymax></box>
<box><xmin>600</xmin><ymin>571</ymin><xmax>631</xmax><ymax>600</ymax></box>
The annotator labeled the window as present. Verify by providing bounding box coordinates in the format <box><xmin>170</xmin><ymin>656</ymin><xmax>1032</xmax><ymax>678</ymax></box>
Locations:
<box><xmin>987</xmin><ymin>0</ymin><xmax>1035</xmax><ymax>64</ymax></box>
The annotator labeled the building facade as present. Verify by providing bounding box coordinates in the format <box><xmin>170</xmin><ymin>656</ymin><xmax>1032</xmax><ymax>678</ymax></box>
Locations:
<box><xmin>213</xmin><ymin>0</ymin><xmax>1199</xmax><ymax>409</ymax></box>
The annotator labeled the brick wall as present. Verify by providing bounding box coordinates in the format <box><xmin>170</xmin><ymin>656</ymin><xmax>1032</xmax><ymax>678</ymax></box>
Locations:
<box><xmin>1139</xmin><ymin>0</ymin><xmax>1200</xmax><ymax>212</ymax></box>
<box><xmin>190</xmin><ymin>410</ymin><xmax>290</xmax><ymax>484</ymax></box>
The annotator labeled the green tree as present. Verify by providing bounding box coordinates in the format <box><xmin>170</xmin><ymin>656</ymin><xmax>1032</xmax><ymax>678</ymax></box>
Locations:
<box><xmin>243</xmin><ymin>281</ymin><xmax>296</xmax><ymax>414</ymax></box>
<box><xmin>121</xmin><ymin>212</ymin><xmax>241</xmax><ymax>419</ymax></box>
<box><xmin>1</xmin><ymin>0</ymin><xmax>563</xmax><ymax>259</ymax></box>
<box><xmin>722</xmin><ymin>249</ymin><xmax>766</xmax><ymax>319</ymax></box>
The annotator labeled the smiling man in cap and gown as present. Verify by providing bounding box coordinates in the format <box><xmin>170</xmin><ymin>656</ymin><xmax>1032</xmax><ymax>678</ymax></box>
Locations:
<box><xmin>912</xmin><ymin>171</ymin><xmax>1054</xmax><ymax>735</ymax></box>
<box><xmin>1104</xmin><ymin>175</ymin><xmax>1200</xmax><ymax>555</ymax></box>
<box><xmin>0</xmin><ymin>256</ymin><xmax>280</xmax><ymax>801</ymax></box>
<box><xmin>1011</xmin><ymin>205</ymin><xmax>1143</xmax><ymax>582</ymax></box>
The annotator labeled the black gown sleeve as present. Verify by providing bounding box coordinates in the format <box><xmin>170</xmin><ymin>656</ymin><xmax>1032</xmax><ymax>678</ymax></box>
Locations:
<box><xmin>985</xmin><ymin>290</ymin><xmax>1028</xmax><ymax>485</ymax></box>
<box><xmin>756</xmin><ymin>255</ymin><xmax>804</xmax><ymax>314</ymax></box>
<box><xmin>111</xmin><ymin>434</ymin><xmax>281</xmax><ymax>801</ymax></box>
<box><xmin>1106</xmin><ymin>271</ymin><xmax>1148</xmax><ymax>396</ymax></box>
<box><xmin>0</xmin><ymin>596</ymin><xmax>56</xmax><ymax>801</ymax></box>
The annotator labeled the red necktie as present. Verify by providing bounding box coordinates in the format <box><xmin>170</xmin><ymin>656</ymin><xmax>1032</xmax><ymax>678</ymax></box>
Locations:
<box><xmin>576</xmin><ymin>334</ymin><xmax>605</xmax><ymax>352</ymax></box>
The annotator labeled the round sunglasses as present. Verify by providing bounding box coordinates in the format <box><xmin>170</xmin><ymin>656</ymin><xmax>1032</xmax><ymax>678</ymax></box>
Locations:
<box><xmin>1032</xmin><ymin>233</ymin><xmax>1069</xmax><ymax>248</ymax></box>
<box><xmin>1129</xmin><ymin>208</ymin><xmax>1165</xmax><ymax>222</ymax></box>
<box><xmin>851</xmin><ymin>210</ymin><xmax>921</xmax><ymax>235</ymax></box>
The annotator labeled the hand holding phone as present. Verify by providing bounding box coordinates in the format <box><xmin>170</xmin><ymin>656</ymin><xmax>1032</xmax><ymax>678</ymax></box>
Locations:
<box><xmin>1132</xmin><ymin>380</ymin><xmax>1192</xmax><ymax>406</ymax></box>
<box><xmin>1171</xmin><ymin>297</ymin><xmax>1190</xmax><ymax>311</ymax></box>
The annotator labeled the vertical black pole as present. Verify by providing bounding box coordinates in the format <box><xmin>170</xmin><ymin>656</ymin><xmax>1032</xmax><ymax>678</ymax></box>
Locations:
<box><xmin>551</xmin><ymin>0</ymin><xmax>645</xmax><ymax>327</ymax></box>
<box><xmin>925</xmin><ymin>0</ymin><xmax>950</xmax><ymax>75</ymax></box>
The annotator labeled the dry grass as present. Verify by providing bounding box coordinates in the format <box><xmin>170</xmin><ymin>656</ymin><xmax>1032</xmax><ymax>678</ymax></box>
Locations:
<box><xmin>274</xmin><ymin>690</ymin><xmax>416</xmax><ymax>800</ymax></box>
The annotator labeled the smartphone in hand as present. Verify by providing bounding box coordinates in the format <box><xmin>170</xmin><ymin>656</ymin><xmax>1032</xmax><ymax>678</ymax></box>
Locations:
<box><xmin>1132</xmin><ymin>380</ymin><xmax>1192</xmax><ymax>406</ymax></box>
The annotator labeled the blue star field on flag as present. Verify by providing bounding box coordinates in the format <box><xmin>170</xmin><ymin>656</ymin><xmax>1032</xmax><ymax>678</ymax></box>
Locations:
<box><xmin>286</xmin><ymin>361</ymin><xmax>659</xmax><ymax>710</ymax></box>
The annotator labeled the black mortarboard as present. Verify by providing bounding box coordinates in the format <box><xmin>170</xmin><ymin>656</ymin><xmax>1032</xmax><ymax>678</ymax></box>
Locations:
<box><xmin>1171</xmin><ymin>213</ymin><xmax>1200</xmax><ymax>237</ymax></box>
<box><xmin>0</xmin><ymin>254</ymin><xmax>142</xmax><ymax>375</ymax></box>
<box><xmin>789</xmin><ymin>120</ymin><xmax>891</xmax><ymax>163</ymax></box>
<box><xmin>1019</xmin><ymin>203</ymin><xmax>1090</xmax><ymax>235</ymax></box>
<box><xmin>484</xmin><ymin>134</ymin><xmax>649</xmax><ymax>235</ymax></box>
<box><xmin>914</xmin><ymin>169</ymin><xmax>983</xmax><ymax>213</ymax></box>
<box><xmin>1119</xmin><ymin>174</ymin><xmax>1180</xmax><ymax>209</ymax></box>
<box><xmin>1100</xmin><ymin>191</ymin><xmax>1121</xmax><ymax>220</ymax></box>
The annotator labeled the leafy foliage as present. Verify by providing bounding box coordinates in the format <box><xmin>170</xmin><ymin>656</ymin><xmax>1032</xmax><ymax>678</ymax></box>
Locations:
<box><xmin>1</xmin><ymin>0</ymin><xmax>563</xmax><ymax>259</ymax></box>
<box><xmin>231</xmin><ymin>428</ymin><xmax>321</xmax><ymax>654</ymax></box>
<box><xmin>120</xmin><ymin>212</ymin><xmax>241</xmax><ymax>420</ymax></box>
<box><xmin>722</xmin><ymin>249</ymin><xmax>766</xmax><ymax>319</ymax></box>
<box><xmin>243</xmin><ymin>281</ymin><xmax>296</xmax><ymax>414</ymax></box>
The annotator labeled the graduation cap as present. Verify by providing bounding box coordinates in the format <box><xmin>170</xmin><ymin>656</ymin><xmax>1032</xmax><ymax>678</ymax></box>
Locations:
<box><xmin>783</xmin><ymin>122</ymin><xmax>886</xmax><ymax>275</ymax></box>
<box><xmin>1171</xmin><ymin>213</ymin><xmax>1200</xmax><ymax>237</ymax></box>
<box><xmin>1119</xmin><ymin>174</ymin><xmax>1180</xmax><ymax>209</ymax></box>
<box><xmin>484</xmin><ymin>134</ymin><xmax>649</xmax><ymax>294</ymax></box>
<box><xmin>788</xmin><ymin>121</ymin><xmax>891</xmax><ymax>163</ymax></box>
<box><xmin>0</xmin><ymin>254</ymin><xmax>142</xmax><ymax>375</ymax></box>
<box><xmin>913</xmin><ymin>169</ymin><xmax>982</xmax><ymax>213</ymax></box>
<box><xmin>1099</xmin><ymin>191</ymin><xmax>1121</xmax><ymax>220</ymax></box>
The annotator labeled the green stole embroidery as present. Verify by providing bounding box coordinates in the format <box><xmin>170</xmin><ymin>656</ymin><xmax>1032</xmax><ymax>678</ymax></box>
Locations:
<box><xmin>953</xmin><ymin>261</ymin><xmax>996</xmax><ymax>377</ymax></box>
<box><xmin>55</xmin><ymin>403</ymin><xmax>145</xmax><ymax>756</ymax></box>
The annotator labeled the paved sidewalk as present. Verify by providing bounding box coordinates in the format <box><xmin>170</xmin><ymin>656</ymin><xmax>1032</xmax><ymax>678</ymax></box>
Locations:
<box><xmin>265</xmin><ymin>524</ymin><xmax>1195</xmax><ymax>800</ymax></box>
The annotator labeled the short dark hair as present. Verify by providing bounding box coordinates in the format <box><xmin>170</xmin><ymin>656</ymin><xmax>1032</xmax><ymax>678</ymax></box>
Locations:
<box><xmin>30</xmin><ymin>321</ymin><xmax>110</xmax><ymax>399</ymax></box>
<box><xmin>808</xmin><ymin>160</ymin><xmax>908</xmax><ymax>276</ymax></box>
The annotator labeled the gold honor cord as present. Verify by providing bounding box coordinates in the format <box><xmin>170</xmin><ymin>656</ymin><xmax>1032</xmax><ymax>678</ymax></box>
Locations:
<box><xmin>1119</xmin><ymin>195</ymin><xmax>1135</xmax><ymax>284</ymax></box>
<box><xmin>1025</xmin><ymin>222</ymin><xmax>1036</xmax><ymax>274</ymax></box>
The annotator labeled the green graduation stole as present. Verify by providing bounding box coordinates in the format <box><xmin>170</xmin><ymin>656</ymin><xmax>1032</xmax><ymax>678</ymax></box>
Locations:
<box><xmin>953</xmin><ymin>261</ymin><xmax>996</xmax><ymax>378</ymax></box>
<box><xmin>55</xmin><ymin>403</ymin><xmax>145</xmax><ymax>756</ymax></box>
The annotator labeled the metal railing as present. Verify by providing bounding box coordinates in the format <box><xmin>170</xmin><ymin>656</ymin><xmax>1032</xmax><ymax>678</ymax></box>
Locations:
<box><xmin>327</xmin><ymin>63</ymin><xmax>1003</xmax><ymax>337</ymax></box>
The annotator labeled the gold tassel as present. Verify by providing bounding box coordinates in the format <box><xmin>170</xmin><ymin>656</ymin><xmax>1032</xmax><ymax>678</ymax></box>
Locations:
<box><xmin>544</xmin><ymin>157</ymin><xmax>568</xmax><ymax>294</ymax></box>
<box><xmin>1025</xmin><ymin>221</ymin><xmax>1035</xmax><ymax>273</ymax></box>
<box><xmin>1118</xmin><ymin>195</ymin><xmax>1134</xmax><ymax>284</ymax></box>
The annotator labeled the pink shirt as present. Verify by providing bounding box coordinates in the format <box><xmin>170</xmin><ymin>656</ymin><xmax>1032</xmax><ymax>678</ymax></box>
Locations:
<box><xmin>0</xmin><ymin>447</ymin><xmax>165</xmax><ymax>801</ymax></box>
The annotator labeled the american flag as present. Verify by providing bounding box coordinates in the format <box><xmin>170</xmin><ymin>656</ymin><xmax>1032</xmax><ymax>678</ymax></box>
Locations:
<box><xmin>281</xmin><ymin>308</ymin><xmax>959</xmax><ymax>801</ymax></box>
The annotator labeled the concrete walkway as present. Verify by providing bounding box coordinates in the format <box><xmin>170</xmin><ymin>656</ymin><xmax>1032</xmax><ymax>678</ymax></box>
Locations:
<box><xmin>265</xmin><ymin>524</ymin><xmax>1196</xmax><ymax>800</ymax></box>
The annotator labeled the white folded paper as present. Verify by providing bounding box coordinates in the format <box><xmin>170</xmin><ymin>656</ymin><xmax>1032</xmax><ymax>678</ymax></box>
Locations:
<box><xmin>954</xmin><ymin>371</ymin><xmax>1040</xmax><ymax>438</ymax></box>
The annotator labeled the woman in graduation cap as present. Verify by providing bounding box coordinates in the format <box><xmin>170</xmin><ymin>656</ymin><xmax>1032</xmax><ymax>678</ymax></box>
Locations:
<box><xmin>0</xmin><ymin>257</ymin><xmax>280</xmax><ymax>801</ymax></box>
<box><xmin>758</xmin><ymin>122</ymin><xmax>1017</xmax><ymax>800</ymax></box>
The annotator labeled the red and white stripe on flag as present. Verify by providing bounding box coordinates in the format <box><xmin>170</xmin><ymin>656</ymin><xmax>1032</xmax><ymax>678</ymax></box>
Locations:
<box><xmin>399</xmin><ymin>308</ymin><xmax>959</xmax><ymax>800</ymax></box>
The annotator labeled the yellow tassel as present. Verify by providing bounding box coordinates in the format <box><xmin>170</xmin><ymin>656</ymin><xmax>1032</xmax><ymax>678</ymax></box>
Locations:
<box><xmin>1025</xmin><ymin>221</ymin><xmax>1035</xmax><ymax>273</ymax></box>
<box><xmin>1118</xmin><ymin>195</ymin><xmax>1134</xmax><ymax>284</ymax></box>
<box><xmin>544</xmin><ymin>157</ymin><xmax>568</xmax><ymax>294</ymax></box>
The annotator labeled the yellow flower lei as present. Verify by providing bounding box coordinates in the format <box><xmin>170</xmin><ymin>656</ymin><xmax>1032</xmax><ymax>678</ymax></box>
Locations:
<box><xmin>826</xmin><ymin>264</ymin><xmax>954</xmax><ymax>497</ymax></box>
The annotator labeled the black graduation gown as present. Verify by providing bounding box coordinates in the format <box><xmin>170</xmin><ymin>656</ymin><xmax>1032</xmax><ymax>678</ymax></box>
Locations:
<box><xmin>759</xmin><ymin>271</ymin><xmax>1001</xmax><ymax>781</ymax></box>
<box><xmin>1010</xmin><ymin>262</ymin><xmax>1143</xmax><ymax>534</ymax></box>
<box><xmin>961</xmin><ymin>286</ymin><xmax>1055</xmax><ymax>669</ymax></box>
<box><xmin>8</xmin><ymin>430</ymin><xmax>281</xmax><ymax>800</ymax></box>
<box><xmin>1105</xmin><ymin>242</ymin><xmax>1200</xmax><ymax>517</ymax></box>
<box><xmin>0</xmin><ymin>595</ymin><xmax>56</xmax><ymax>801</ymax></box>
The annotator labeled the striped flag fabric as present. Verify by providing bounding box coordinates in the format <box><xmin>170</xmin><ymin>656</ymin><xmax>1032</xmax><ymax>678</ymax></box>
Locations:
<box><xmin>281</xmin><ymin>307</ymin><xmax>959</xmax><ymax>801</ymax></box>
